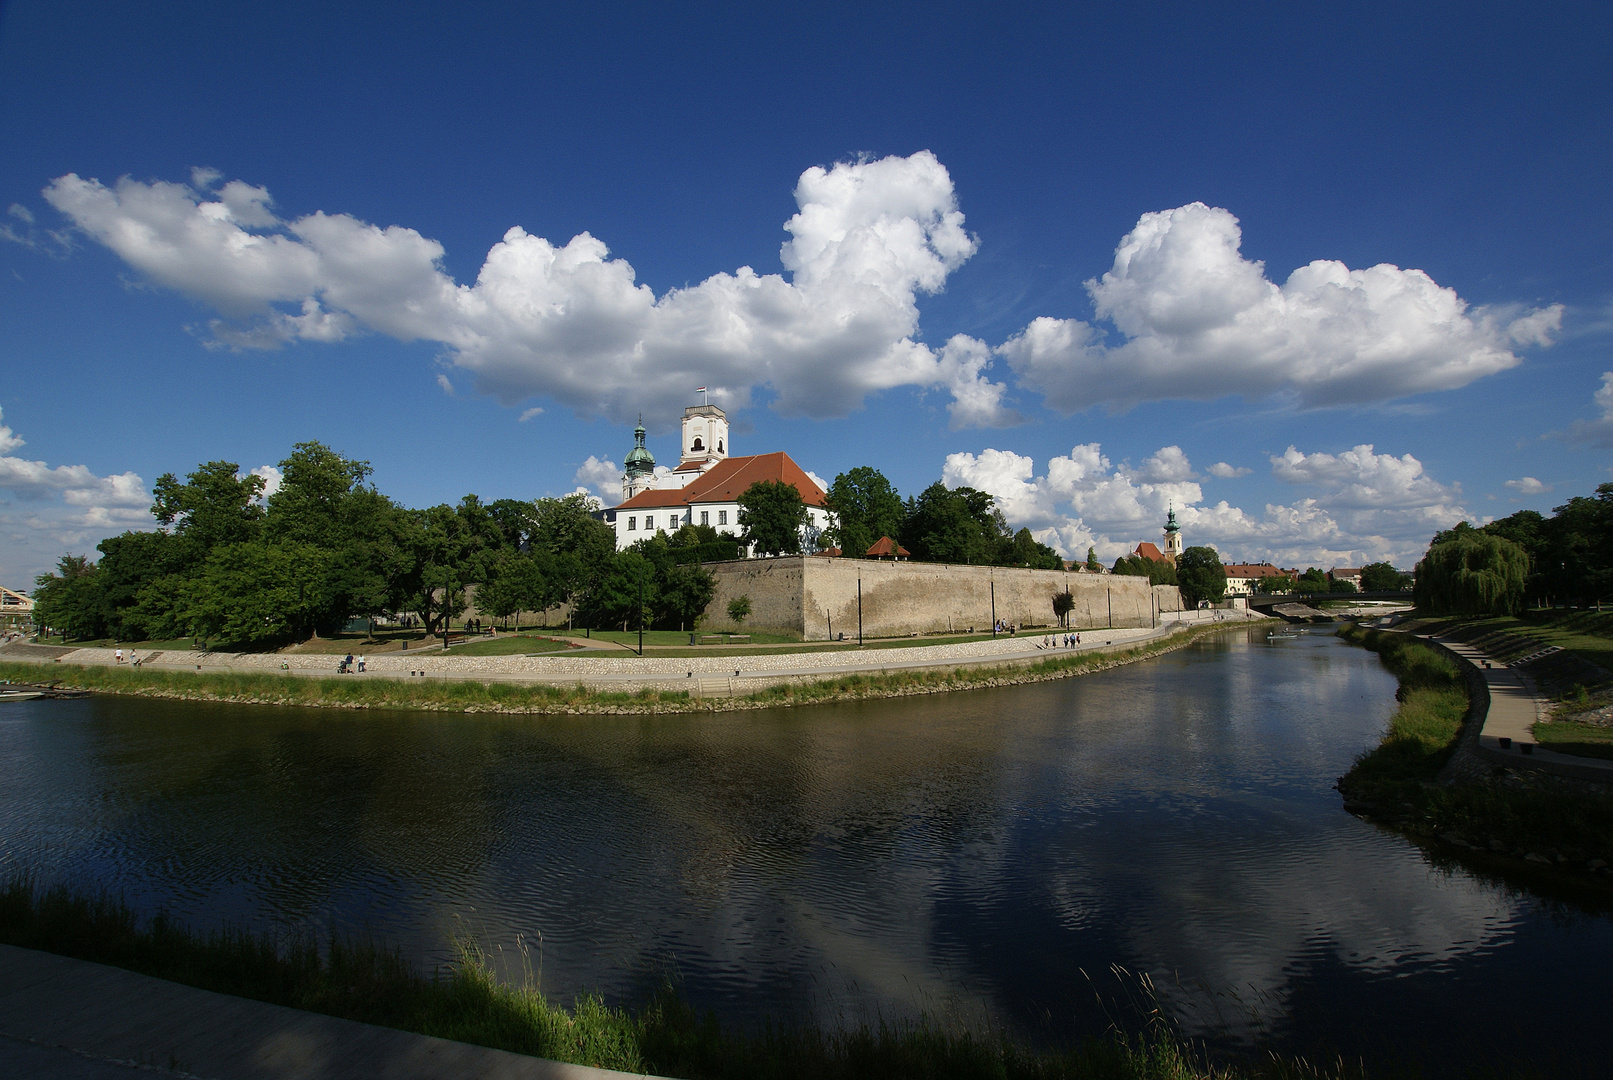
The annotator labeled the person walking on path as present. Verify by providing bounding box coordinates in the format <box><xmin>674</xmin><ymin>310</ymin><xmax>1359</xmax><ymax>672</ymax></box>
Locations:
<box><xmin>357</xmin><ymin>655</ymin><xmax>366</xmax><ymax>673</ymax></box>
<box><xmin>113</xmin><ymin>648</ymin><xmax>123</xmax><ymax>664</ymax></box>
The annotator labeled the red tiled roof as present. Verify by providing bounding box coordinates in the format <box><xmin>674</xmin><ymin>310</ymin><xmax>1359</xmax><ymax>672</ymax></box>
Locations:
<box><xmin>865</xmin><ymin>536</ymin><xmax>909</xmax><ymax>557</ymax></box>
<box><xmin>1223</xmin><ymin>563</ymin><xmax>1286</xmax><ymax>577</ymax></box>
<box><xmin>613</xmin><ymin>486</ymin><xmax>692</xmax><ymax>510</ymax></box>
<box><xmin>615</xmin><ymin>452</ymin><xmax>827</xmax><ymax>512</ymax></box>
<box><xmin>813</xmin><ymin>547</ymin><xmax>843</xmax><ymax>557</ymax></box>
<box><xmin>1133</xmin><ymin>542</ymin><xmax>1168</xmax><ymax>562</ymax></box>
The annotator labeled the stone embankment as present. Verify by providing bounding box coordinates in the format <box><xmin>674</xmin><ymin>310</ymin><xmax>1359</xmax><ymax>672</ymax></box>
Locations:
<box><xmin>1</xmin><ymin>609</ymin><xmax>1265</xmax><ymax>703</ymax></box>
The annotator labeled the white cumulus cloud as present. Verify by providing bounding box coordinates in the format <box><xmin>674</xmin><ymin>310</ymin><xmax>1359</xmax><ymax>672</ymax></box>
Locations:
<box><xmin>942</xmin><ymin>439</ymin><xmax>1461</xmax><ymax>569</ymax></box>
<box><xmin>0</xmin><ymin>407</ymin><xmax>152</xmax><ymax>584</ymax></box>
<box><xmin>1503</xmin><ymin>477</ymin><xmax>1550</xmax><ymax>496</ymax></box>
<box><xmin>1001</xmin><ymin>202</ymin><xmax>1562</xmax><ymax>412</ymax></box>
<box><xmin>1567</xmin><ymin>371</ymin><xmax>1613</xmax><ymax>448</ymax></box>
<box><xmin>249</xmin><ymin>464</ymin><xmax>283</xmax><ymax>500</ymax></box>
<box><xmin>1207</xmin><ymin>461</ymin><xmax>1252</xmax><ymax>478</ymax></box>
<box><xmin>43</xmin><ymin>152</ymin><xmax>1020</xmax><ymax>428</ymax></box>
<box><xmin>573</xmin><ymin>456</ymin><xmax>622</xmax><ymax>505</ymax></box>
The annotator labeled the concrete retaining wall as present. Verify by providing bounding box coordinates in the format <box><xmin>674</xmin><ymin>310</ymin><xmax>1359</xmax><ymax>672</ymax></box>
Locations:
<box><xmin>701</xmin><ymin>556</ymin><xmax>1183</xmax><ymax>638</ymax></box>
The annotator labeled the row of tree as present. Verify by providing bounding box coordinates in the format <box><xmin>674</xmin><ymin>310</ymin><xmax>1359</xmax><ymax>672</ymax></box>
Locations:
<box><xmin>29</xmin><ymin>442</ymin><xmax>720</xmax><ymax>650</ymax></box>
<box><xmin>821</xmin><ymin>467</ymin><xmax>1063</xmax><ymax>568</ymax></box>
<box><xmin>30</xmin><ymin>449</ymin><xmax>1068</xmax><ymax>650</ymax></box>
<box><xmin>1413</xmin><ymin>483</ymin><xmax>1613</xmax><ymax>616</ymax></box>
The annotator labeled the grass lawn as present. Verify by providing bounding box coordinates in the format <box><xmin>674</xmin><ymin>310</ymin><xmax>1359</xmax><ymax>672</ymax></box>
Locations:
<box><xmin>1455</xmin><ymin>609</ymin><xmax>1613</xmax><ymax>674</ymax></box>
<box><xmin>1533</xmin><ymin>720</ymin><xmax>1613</xmax><ymax>760</ymax></box>
<box><xmin>571</xmin><ymin>628</ymin><xmax>802</xmax><ymax>646</ymax></box>
<box><xmin>443</xmin><ymin>635</ymin><xmax>581</xmax><ymax>657</ymax></box>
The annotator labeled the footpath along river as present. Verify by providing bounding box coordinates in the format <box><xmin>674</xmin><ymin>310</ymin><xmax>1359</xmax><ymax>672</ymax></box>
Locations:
<box><xmin>2</xmin><ymin>625</ymin><xmax>1610</xmax><ymax>1076</ymax></box>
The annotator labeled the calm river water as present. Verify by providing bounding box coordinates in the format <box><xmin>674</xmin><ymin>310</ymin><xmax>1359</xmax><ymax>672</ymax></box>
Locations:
<box><xmin>3</xmin><ymin>627</ymin><xmax>1611</xmax><ymax>1075</ymax></box>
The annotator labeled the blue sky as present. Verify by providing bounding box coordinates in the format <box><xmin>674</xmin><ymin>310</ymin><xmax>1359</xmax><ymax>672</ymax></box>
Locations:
<box><xmin>2</xmin><ymin>0</ymin><xmax>1610</xmax><ymax>585</ymax></box>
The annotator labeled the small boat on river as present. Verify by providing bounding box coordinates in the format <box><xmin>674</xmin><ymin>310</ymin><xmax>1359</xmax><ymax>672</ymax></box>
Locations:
<box><xmin>0</xmin><ymin>682</ymin><xmax>89</xmax><ymax>701</ymax></box>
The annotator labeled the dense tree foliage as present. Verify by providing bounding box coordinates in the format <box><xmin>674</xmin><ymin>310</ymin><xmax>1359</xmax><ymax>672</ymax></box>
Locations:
<box><xmin>1174</xmin><ymin>546</ymin><xmax>1227</xmax><ymax>607</ymax></box>
<box><xmin>737</xmin><ymin>480</ymin><xmax>811</xmax><ymax>556</ymax></box>
<box><xmin>1360</xmin><ymin>562</ymin><xmax>1410</xmax><ymax>592</ymax></box>
<box><xmin>29</xmin><ymin>445</ymin><xmax>718</xmax><ymax>648</ymax></box>
<box><xmin>1112</xmin><ymin>554</ymin><xmax>1177</xmax><ymax>586</ymax></box>
<box><xmin>825</xmin><ymin>466</ymin><xmax>904</xmax><ymax>557</ymax></box>
<box><xmin>1415</xmin><ymin>532</ymin><xmax>1530</xmax><ymax>616</ymax></box>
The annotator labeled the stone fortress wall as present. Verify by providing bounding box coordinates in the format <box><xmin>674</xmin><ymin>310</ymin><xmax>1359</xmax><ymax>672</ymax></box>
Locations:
<box><xmin>701</xmin><ymin>556</ymin><xmax>1183</xmax><ymax>639</ymax></box>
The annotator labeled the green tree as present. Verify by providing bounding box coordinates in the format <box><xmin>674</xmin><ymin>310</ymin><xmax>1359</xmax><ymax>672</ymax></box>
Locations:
<box><xmin>737</xmin><ymin>480</ymin><xmax>810</xmax><ymax>556</ymax></box>
<box><xmin>1330</xmin><ymin>577</ymin><xmax>1358</xmax><ymax>594</ymax></box>
<box><xmin>1006</xmin><ymin>527</ymin><xmax>1063</xmax><ymax>569</ymax></box>
<box><xmin>1294</xmin><ymin>568</ymin><xmax>1329</xmax><ymax>594</ymax></box>
<box><xmin>1052</xmin><ymin>590</ymin><xmax>1075</xmax><ymax>627</ymax></box>
<box><xmin>1175</xmin><ymin>546</ymin><xmax>1227</xmax><ymax>606</ymax></box>
<box><xmin>670</xmin><ymin>522</ymin><xmax>720</xmax><ymax>548</ymax></box>
<box><xmin>1255</xmin><ymin>574</ymin><xmax>1295</xmax><ymax>594</ymax></box>
<box><xmin>1085</xmin><ymin>546</ymin><xmax>1101</xmax><ymax>572</ymax></box>
<box><xmin>590</xmin><ymin>551</ymin><xmax>657</xmax><ymax>631</ymax></box>
<box><xmin>826</xmin><ymin>466</ymin><xmax>904</xmax><ymax>557</ymax></box>
<box><xmin>727</xmin><ymin>594</ymin><xmax>752</xmax><ymax>625</ymax></box>
<box><xmin>1360</xmin><ymin>562</ymin><xmax>1406</xmax><ymax>592</ymax></box>
<box><xmin>899</xmin><ymin>482</ymin><xmax>1004</xmax><ymax>565</ymax></box>
<box><xmin>181</xmin><ymin>541</ymin><xmax>332</xmax><ymax>650</ymax></box>
<box><xmin>660</xmin><ymin>564</ymin><xmax>717</xmax><ymax>630</ymax></box>
<box><xmin>476</xmin><ymin>550</ymin><xmax>552</xmax><ymax>627</ymax></box>
<box><xmin>1112</xmin><ymin>554</ymin><xmax>1178</xmax><ymax>587</ymax></box>
<box><xmin>31</xmin><ymin>554</ymin><xmax>106</xmax><ymax>641</ymax></box>
<box><xmin>1415</xmin><ymin>532</ymin><xmax>1530</xmax><ymax>616</ymax></box>
<box><xmin>151</xmin><ymin>460</ymin><xmax>266</xmax><ymax>557</ymax></box>
<box><xmin>94</xmin><ymin>530</ymin><xmax>184</xmax><ymax>641</ymax></box>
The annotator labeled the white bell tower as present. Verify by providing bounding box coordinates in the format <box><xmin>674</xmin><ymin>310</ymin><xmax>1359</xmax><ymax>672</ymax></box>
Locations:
<box><xmin>679</xmin><ymin>402</ymin><xmax>728</xmax><ymax>471</ymax></box>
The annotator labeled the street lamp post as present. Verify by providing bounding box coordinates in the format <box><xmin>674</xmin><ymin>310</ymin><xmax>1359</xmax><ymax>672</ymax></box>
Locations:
<box><xmin>857</xmin><ymin>575</ymin><xmax>863</xmax><ymax>646</ymax></box>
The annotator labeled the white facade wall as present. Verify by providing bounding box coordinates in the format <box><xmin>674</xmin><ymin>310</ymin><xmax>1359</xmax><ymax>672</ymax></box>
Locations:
<box><xmin>608</xmin><ymin>502</ymin><xmax>832</xmax><ymax>553</ymax></box>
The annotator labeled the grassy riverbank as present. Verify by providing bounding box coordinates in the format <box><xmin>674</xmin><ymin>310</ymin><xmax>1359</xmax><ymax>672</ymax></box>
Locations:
<box><xmin>1336</xmin><ymin>624</ymin><xmax>1613</xmax><ymax>873</ymax></box>
<box><xmin>0</xmin><ymin>877</ymin><xmax>1363</xmax><ymax>1079</ymax></box>
<box><xmin>0</xmin><ymin>623</ymin><xmax>1235</xmax><ymax>715</ymax></box>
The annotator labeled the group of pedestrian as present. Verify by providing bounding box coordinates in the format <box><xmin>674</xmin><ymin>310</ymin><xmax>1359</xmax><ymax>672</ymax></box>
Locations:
<box><xmin>1040</xmin><ymin>632</ymin><xmax>1082</xmax><ymax>649</ymax></box>
<box><xmin>338</xmin><ymin>654</ymin><xmax>367</xmax><ymax>674</ymax></box>
<box><xmin>993</xmin><ymin>620</ymin><xmax>1018</xmax><ymax>635</ymax></box>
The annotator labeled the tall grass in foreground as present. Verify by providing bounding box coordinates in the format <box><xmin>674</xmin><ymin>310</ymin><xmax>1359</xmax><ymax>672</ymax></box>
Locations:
<box><xmin>0</xmin><ymin>877</ymin><xmax>1360</xmax><ymax>1080</ymax></box>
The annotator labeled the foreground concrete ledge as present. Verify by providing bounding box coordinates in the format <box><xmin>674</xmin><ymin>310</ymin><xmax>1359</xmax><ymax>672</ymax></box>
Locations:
<box><xmin>0</xmin><ymin>944</ymin><xmax>669</xmax><ymax>1080</ymax></box>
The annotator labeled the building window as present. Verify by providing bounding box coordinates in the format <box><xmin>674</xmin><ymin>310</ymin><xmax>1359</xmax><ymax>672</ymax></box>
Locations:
<box><xmin>700</xmin><ymin>511</ymin><xmax>709</xmax><ymax>525</ymax></box>
<box><xmin>692</xmin><ymin>437</ymin><xmax>703</xmax><ymax>451</ymax></box>
<box><xmin>718</xmin><ymin>510</ymin><xmax>727</xmax><ymax>525</ymax></box>
<box><xmin>717</xmin><ymin>439</ymin><xmax>723</xmax><ymax>453</ymax></box>
<box><xmin>627</xmin><ymin>517</ymin><xmax>636</xmax><ymax>531</ymax></box>
<box><xmin>645</xmin><ymin>515</ymin><xmax>653</xmax><ymax>530</ymax></box>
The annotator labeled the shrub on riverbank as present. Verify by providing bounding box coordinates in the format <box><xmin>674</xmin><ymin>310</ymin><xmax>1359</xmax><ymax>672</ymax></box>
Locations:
<box><xmin>0</xmin><ymin>876</ymin><xmax>1358</xmax><ymax>1079</ymax></box>
<box><xmin>1336</xmin><ymin>625</ymin><xmax>1613</xmax><ymax>872</ymax></box>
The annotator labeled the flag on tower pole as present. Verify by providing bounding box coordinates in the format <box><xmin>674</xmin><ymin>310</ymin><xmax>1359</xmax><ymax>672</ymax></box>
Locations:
<box><xmin>695</xmin><ymin>386</ymin><xmax>708</xmax><ymax>405</ymax></box>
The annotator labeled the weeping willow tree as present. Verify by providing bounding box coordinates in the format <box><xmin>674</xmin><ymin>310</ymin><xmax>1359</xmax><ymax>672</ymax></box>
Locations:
<box><xmin>1414</xmin><ymin>531</ymin><xmax>1529</xmax><ymax>616</ymax></box>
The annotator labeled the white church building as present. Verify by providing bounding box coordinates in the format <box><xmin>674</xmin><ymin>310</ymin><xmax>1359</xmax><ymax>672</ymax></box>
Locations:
<box><xmin>602</xmin><ymin>400</ymin><xmax>832</xmax><ymax>552</ymax></box>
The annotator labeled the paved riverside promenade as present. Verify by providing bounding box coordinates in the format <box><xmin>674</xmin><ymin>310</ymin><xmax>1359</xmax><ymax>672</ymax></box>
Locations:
<box><xmin>9</xmin><ymin>609</ymin><xmax>1264</xmax><ymax>696</ymax></box>
<box><xmin>0</xmin><ymin>945</ymin><xmax>666</xmax><ymax>1080</ymax></box>
<box><xmin>1427</xmin><ymin>633</ymin><xmax>1613</xmax><ymax>783</ymax></box>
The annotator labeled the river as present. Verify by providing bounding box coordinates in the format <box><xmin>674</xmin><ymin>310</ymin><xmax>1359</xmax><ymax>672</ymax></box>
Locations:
<box><xmin>2</xmin><ymin>626</ymin><xmax>1610</xmax><ymax>1076</ymax></box>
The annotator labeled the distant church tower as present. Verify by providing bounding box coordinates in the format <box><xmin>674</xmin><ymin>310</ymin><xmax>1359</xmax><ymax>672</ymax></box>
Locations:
<box><xmin>1163</xmin><ymin>505</ymin><xmax>1182</xmax><ymax>564</ymax></box>
<box><xmin>622</xmin><ymin>416</ymin><xmax>656</xmax><ymax>503</ymax></box>
<box><xmin>678</xmin><ymin>400</ymin><xmax>728</xmax><ymax>471</ymax></box>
